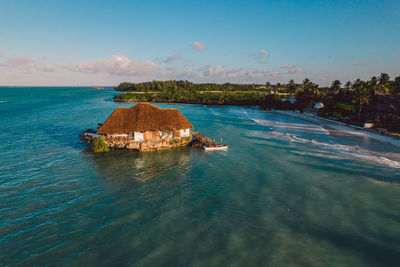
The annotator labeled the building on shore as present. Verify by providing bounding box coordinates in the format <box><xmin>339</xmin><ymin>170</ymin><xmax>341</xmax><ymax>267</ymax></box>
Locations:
<box><xmin>81</xmin><ymin>102</ymin><xmax>193</xmax><ymax>151</ymax></box>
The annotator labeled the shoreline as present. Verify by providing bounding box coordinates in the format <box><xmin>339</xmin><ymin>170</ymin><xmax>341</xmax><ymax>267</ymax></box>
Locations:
<box><xmin>114</xmin><ymin>98</ymin><xmax>400</xmax><ymax>148</ymax></box>
<box><xmin>114</xmin><ymin>99</ymin><xmax>264</xmax><ymax>106</ymax></box>
<box><xmin>114</xmin><ymin>99</ymin><xmax>263</xmax><ymax>108</ymax></box>
<box><xmin>270</xmin><ymin>110</ymin><xmax>400</xmax><ymax>148</ymax></box>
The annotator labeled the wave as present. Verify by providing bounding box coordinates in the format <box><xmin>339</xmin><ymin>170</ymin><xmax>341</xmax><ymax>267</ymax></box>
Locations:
<box><xmin>0</xmin><ymin>100</ymin><xmax>7</xmax><ymax>103</ymax></box>
<box><xmin>287</xmin><ymin>132</ymin><xmax>400</xmax><ymax>169</ymax></box>
<box><xmin>246</xmin><ymin>111</ymin><xmax>400</xmax><ymax>169</ymax></box>
<box><xmin>249</xmin><ymin>116</ymin><xmax>330</xmax><ymax>136</ymax></box>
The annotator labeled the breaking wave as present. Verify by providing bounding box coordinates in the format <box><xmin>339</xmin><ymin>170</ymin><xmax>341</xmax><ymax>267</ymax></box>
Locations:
<box><xmin>248</xmin><ymin>113</ymin><xmax>400</xmax><ymax>169</ymax></box>
<box><xmin>286</xmin><ymin>133</ymin><xmax>400</xmax><ymax>169</ymax></box>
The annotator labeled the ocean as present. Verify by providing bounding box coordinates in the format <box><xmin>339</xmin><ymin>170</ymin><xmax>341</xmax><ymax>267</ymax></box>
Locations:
<box><xmin>0</xmin><ymin>87</ymin><xmax>399</xmax><ymax>266</ymax></box>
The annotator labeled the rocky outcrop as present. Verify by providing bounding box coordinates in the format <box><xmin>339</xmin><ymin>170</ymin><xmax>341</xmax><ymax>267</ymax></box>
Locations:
<box><xmin>80</xmin><ymin>131</ymin><xmax>192</xmax><ymax>151</ymax></box>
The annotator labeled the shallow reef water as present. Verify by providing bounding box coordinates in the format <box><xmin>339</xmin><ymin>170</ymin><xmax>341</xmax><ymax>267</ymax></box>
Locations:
<box><xmin>0</xmin><ymin>87</ymin><xmax>399</xmax><ymax>266</ymax></box>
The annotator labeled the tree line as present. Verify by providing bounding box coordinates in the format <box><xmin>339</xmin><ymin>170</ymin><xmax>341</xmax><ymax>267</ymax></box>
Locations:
<box><xmin>114</xmin><ymin>73</ymin><xmax>400</xmax><ymax>121</ymax></box>
<box><xmin>291</xmin><ymin>73</ymin><xmax>400</xmax><ymax>119</ymax></box>
<box><xmin>115</xmin><ymin>80</ymin><xmax>261</xmax><ymax>92</ymax></box>
<box><xmin>114</xmin><ymin>90</ymin><xmax>267</xmax><ymax>106</ymax></box>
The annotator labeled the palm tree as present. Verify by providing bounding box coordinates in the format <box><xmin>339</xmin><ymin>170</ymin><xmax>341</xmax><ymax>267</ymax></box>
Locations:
<box><xmin>303</xmin><ymin>78</ymin><xmax>311</xmax><ymax>86</ymax></box>
<box><xmin>352</xmin><ymin>79</ymin><xmax>371</xmax><ymax>119</ymax></box>
<box><xmin>287</xmin><ymin>79</ymin><xmax>297</xmax><ymax>95</ymax></box>
<box><xmin>368</xmin><ymin>76</ymin><xmax>378</xmax><ymax>95</ymax></box>
<box><xmin>330</xmin><ymin>80</ymin><xmax>341</xmax><ymax>95</ymax></box>
<box><xmin>393</xmin><ymin>76</ymin><xmax>400</xmax><ymax>94</ymax></box>
<box><xmin>296</xmin><ymin>78</ymin><xmax>319</xmax><ymax>109</ymax></box>
<box><xmin>276</xmin><ymin>83</ymin><xmax>282</xmax><ymax>92</ymax></box>
<box><xmin>345</xmin><ymin>81</ymin><xmax>352</xmax><ymax>90</ymax></box>
<box><xmin>378</xmin><ymin>73</ymin><xmax>390</xmax><ymax>94</ymax></box>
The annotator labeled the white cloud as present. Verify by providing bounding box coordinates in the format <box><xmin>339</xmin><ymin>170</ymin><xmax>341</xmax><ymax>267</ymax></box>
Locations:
<box><xmin>164</xmin><ymin>55</ymin><xmax>181</xmax><ymax>63</ymax></box>
<box><xmin>42</xmin><ymin>65</ymin><xmax>57</xmax><ymax>72</ymax></box>
<box><xmin>259</xmin><ymin>49</ymin><xmax>268</xmax><ymax>55</ymax></box>
<box><xmin>0</xmin><ymin>50</ymin><xmax>307</xmax><ymax>85</ymax></box>
<box><xmin>226</xmin><ymin>68</ymin><xmax>243</xmax><ymax>78</ymax></box>
<box><xmin>250</xmin><ymin>69</ymin><xmax>269</xmax><ymax>79</ymax></box>
<box><xmin>192</xmin><ymin>41</ymin><xmax>207</xmax><ymax>51</ymax></box>
<box><xmin>0</xmin><ymin>54</ymin><xmax>57</xmax><ymax>72</ymax></box>
<box><xmin>253</xmin><ymin>69</ymin><xmax>269</xmax><ymax>74</ymax></box>
<box><xmin>200</xmin><ymin>65</ymin><xmax>225</xmax><ymax>77</ymax></box>
<box><xmin>198</xmin><ymin>65</ymin><xmax>246</xmax><ymax>80</ymax></box>
<box><xmin>281</xmin><ymin>64</ymin><xmax>302</xmax><ymax>74</ymax></box>
<box><xmin>185</xmin><ymin>67</ymin><xmax>194</xmax><ymax>76</ymax></box>
<box><xmin>281</xmin><ymin>64</ymin><xmax>297</xmax><ymax>69</ymax></box>
<box><xmin>271</xmin><ymin>71</ymin><xmax>286</xmax><ymax>77</ymax></box>
<box><xmin>6</xmin><ymin>56</ymin><xmax>34</xmax><ymax>66</ymax></box>
<box><xmin>289</xmin><ymin>68</ymin><xmax>302</xmax><ymax>74</ymax></box>
<box><xmin>63</xmin><ymin>55</ymin><xmax>158</xmax><ymax>76</ymax></box>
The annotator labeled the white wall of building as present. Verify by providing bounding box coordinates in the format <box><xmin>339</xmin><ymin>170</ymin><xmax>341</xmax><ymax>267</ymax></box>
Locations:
<box><xmin>134</xmin><ymin>132</ymin><xmax>144</xmax><ymax>141</ymax></box>
<box><xmin>180</xmin><ymin>129</ymin><xmax>190</xmax><ymax>137</ymax></box>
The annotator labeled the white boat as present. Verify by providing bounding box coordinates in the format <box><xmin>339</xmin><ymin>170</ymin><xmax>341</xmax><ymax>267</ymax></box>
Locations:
<box><xmin>203</xmin><ymin>144</ymin><xmax>229</xmax><ymax>151</ymax></box>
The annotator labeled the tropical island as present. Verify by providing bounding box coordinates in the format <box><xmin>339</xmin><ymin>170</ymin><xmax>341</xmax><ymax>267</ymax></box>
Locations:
<box><xmin>114</xmin><ymin>74</ymin><xmax>400</xmax><ymax>134</ymax></box>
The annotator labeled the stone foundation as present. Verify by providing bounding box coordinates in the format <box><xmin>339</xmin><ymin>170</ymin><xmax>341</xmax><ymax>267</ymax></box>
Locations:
<box><xmin>80</xmin><ymin>132</ymin><xmax>192</xmax><ymax>151</ymax></box>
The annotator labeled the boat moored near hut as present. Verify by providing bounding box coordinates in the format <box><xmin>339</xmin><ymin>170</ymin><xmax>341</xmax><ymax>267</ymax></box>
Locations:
<box><xmin>81</xmin><ymin>103</ymin><xmax>193</xmax><ymax>151</ymax></box>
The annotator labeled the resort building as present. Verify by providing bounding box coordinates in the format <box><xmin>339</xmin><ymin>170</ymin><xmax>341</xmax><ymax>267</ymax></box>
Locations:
<box><xmin>82</xmin><ymin>102</ymin><xmax>193</xmax><ymax>151</ymax></box>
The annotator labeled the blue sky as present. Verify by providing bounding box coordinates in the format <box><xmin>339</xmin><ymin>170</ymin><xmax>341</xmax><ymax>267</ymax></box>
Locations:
<box><xmin>0</xmin><ymin>0</ymin><xmax>399</xmax><ymax>86</ymax></box>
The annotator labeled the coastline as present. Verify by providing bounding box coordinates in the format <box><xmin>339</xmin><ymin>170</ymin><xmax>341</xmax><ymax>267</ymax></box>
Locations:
<box><xmin>114</xmin><ymin>97</ymin><xmax>400</xmax><ymax>148</ymax></box>
<box><xmin>270</xmin><ymin>110</ymin><xmax>400</xmax><ymax>148</ymax></box>
<box><xmin>113</xmin><ymin>90</ymin><xmax>270</xmax><ymax>106</ymax></box>
<box><xmin>114</xmin><ymin>98</ymin><xmax>264</xmax><ymax>107</ymax></box>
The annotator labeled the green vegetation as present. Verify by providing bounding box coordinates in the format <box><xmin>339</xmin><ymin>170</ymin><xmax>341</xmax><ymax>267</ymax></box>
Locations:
<box><xmin>169</xmin><ymin>139</ymin><xmax>179</xmax><ymax>145</ymax></box>
<box><xmin>293</xmin><ymin>73</ymin><xmax>399</xmax><ymax>115</ymax></box>
<box><xmin>290</xmin><ymin>74</ymin><xmax>400</xmax><ymax>133</ymax></box>
<box><xmin>115</xmin><ymin>80</ymin><xmax>262</xmax><ymax>92</ymax></box>
<box><xmin>114</xmin><ymin>74</ymin><xmax>400</xmax><ymax>124</ymax></box>
<box><xmin>182</xmin><ymin>136</ymin><xmax>192</xmax><ymax>142</ymax></box>
<box><xmin>91</xmin><ymin>137</ymin><xmax>110</xmax><ymax>153</ymax></box>
<box><xmin>115</xmin><ymin>90</ymin><xmax>268</xmax><ymax>106</ymax></box>
<box><xmin>114</xmin><ymin>80</ymin><xmax>291</xmax><ymax>107</ymax></box>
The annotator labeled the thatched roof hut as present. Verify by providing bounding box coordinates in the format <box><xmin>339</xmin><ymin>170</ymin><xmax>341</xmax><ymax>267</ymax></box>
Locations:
<box><xmin>97</xmin><ymin>103</ymin><xmax>193</xmax><ymax>135</ymax></box>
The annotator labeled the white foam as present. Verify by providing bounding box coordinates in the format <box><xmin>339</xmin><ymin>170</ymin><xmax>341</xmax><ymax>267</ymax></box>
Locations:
<box><xmin>272</xmin><ymin>110</ymin><xmax>400</xmax><ymax>147</ymax></box>
<box><xmin>249</xmin><ymin>116</ymin><xmax>330</xmax><ymax>137</ymax></box>
<box><xmin>287</xmin><ymin>132</ymin><xmax>400</xmax><ymax>169</ymax></box>
<box><xmin>245</xmin><ymin>109</ymin><xmax>400</xmax><ymax>169</ymax></box>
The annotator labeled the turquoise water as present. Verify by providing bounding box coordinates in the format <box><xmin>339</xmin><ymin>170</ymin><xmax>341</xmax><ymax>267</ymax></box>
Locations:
<box><xmin>1</xmin><ymin>87</ymin><xmax>399</xmax><ymax>266</ymax></box>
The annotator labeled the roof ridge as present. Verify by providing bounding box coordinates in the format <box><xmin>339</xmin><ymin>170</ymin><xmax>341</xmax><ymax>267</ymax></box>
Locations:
<box><xmin>130</xmin><ymin>102</ymin><xmax>161</xmax><ymax>109</ymax></box>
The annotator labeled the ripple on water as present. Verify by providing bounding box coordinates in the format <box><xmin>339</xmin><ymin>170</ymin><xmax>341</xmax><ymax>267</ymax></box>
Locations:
<box><xmin>1</xmin><ymin>88</ymin><xmax>400</xmax><ymax>266</ymax></box>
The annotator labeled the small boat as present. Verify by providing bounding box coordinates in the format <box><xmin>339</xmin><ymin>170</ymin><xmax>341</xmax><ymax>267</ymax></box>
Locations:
<box><xmin>92</xmin><ymin>87</ymin><xmax>105</xmax><ymax>90</ymax></box>
<box><xmin>203</xmin><ymin>144</ymin><xmax>229</xmax><ymax>151</ymax></box>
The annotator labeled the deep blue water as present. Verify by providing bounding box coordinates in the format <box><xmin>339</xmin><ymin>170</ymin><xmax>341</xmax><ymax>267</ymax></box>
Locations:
<box><xmin>0</xmin><ymin>87</ymin><xmax>399</xmax><ymax>266</ymax></box>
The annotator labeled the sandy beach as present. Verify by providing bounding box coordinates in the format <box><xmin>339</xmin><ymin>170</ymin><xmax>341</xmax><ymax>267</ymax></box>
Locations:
<box><xmin>270</xmin><ymin>110</ymin><xmax>400</xmax><ymax>148</ymax></box>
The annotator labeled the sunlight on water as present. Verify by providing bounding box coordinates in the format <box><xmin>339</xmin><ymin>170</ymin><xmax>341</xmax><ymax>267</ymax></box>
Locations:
<box><xmin>0</xmin><ymin>87</ymin><xmax>399</xmax><ymax>266</ymax></box>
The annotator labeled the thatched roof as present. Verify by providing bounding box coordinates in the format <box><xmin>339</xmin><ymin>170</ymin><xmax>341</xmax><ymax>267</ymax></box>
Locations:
<box><xmin>97</xmin><ymin>103</ymin><xmax>193</xmax><ymax>134</ymax></box>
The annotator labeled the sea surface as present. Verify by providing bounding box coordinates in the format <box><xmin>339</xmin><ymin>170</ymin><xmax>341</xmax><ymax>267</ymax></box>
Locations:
<box><xmin>1</xmin><ymin>87</ymin><xmax>399</xmax><ymax>266</ymax></box>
